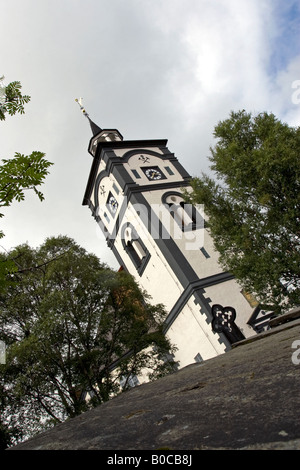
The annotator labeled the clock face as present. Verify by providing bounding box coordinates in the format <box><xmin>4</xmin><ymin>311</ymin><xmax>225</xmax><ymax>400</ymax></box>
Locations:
<box><xmin>107</xmin><ymin>193</ymin><xmax>118</xmax><ymax>214</ymax></box>
<box><xmin>143</xmin><ymin>167</ymin><xmax>165</xmax><ymax>181</ymax></box>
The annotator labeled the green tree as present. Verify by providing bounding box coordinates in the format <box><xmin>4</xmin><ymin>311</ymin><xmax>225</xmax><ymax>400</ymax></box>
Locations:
<box><xmin>0</xmin><ymin>76</ymin><xmax>53</xmax><ymax>280</ymax></box>
<box><xmin>0</xmin><ymin>76</ymin><xmax>30</xmax><ymax>120</ymax></box>
<box><xmin>0</xmin><ymin>236</ymin><xmax>177</xmax><ymax>445</ymax></box>
<box><xmin>0</xmin><ymin>77</ymin><xmax>53</xmax><ymax>446</ymax></box>
<box><xmin>185</xmin><ymin>110</ymin><xmax>300</xmax><ymax>313</ymax></box>
<box><xmin>0</xmin><ymin>151</ymin><xmax>52</xmax><ymax>239</ymax></box>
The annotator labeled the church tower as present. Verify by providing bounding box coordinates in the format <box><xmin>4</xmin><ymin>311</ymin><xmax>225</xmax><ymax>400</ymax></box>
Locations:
<box><xmin>81</xmin><ymin>107</ymin><xmax>258</xmax><ymax>368</ymax></box>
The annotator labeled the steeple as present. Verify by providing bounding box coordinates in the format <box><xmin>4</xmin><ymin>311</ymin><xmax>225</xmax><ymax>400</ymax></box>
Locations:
<box><xmin>82</xmin><ymin>108</ymin><xmax>258</xmax><ymax>371</ymax></box>
<box><xmin>75</xmin><ymin>98</ymin><xmax>123</xmax><ymax>156</ymax></box>
<box><xmin>75</xmin><ymin>98</ymin><xmax>102</xmax><ymax>135</ymax></box>
<box><xmin>88</xmin><ymin>117</ymin><xmax>103</xmax><ymax>136</ymax></box>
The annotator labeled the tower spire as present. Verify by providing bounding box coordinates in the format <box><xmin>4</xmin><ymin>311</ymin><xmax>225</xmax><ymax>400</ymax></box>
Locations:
<box><xmin>76</xmin><ymin>98</ymin><xmax>123</xmax><ymax>157</ymax></box>
<box><xmin>75</xmin><ymin>98</ymin><xmax>102</xmax><ymax>136</ymax></box>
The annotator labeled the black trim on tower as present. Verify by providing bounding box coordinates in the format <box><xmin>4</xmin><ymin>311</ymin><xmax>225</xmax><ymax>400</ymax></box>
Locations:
<box><xmin>82</xmin><ymin>141</ymin><xmax>190</xmax><ymax>206</ymax></box>
<box><xmin>126</xmin><ymin>190</ymin><xmax>231</xmax><ymax>349</ymax></box>
<box><xmin>129</xmin><ymin>191</ymin><xmax>204</xmax><ymax>288</ymax></box>
<box><xmin>82</xmin><ymin>139</ymin><xmax>233</xmax><ymax>350</ymax></box>
<box><xmin>162</xmin><ymin>191</ymin><xmax>204</xmax><ymax>232</ymax></box>
<box><xmin>163</xmin><ymin>273</ymin><xmax>235</xmax><ymax>330</ymax></box>
<box><xmin>120</xmin><ymin>223</ymin><xmax>151</xmax><ymax>276</ymax></box>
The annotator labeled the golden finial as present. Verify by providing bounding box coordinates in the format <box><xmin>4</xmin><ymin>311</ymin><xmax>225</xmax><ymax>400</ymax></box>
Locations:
<box><xmin>75</xmin><ymin>97</ymin><xmax>89</xmax><ymax>118</ymax></box>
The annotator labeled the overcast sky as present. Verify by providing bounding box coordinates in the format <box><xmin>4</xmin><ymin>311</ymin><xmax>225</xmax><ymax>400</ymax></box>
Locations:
<box><xmin>1</xmin><ymin>0</ymin><xmax>299</xmax><ymax>269</ymax></box>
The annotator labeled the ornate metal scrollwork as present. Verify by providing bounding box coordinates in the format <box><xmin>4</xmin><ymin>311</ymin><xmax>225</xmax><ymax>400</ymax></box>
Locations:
<box><xmin>211</xmin><ymin>304</ymin><xmax>245</xmax><ymax>344</ymax></box>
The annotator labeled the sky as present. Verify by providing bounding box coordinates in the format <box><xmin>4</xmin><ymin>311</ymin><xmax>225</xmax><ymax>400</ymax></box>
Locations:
<box><xmin>0</xmin><ymin>0</ymin><xmax>299</xmax><ymax>270</ymax></box>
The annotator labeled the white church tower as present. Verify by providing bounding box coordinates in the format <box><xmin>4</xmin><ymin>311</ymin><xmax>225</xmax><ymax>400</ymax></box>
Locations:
<box><xmin>80</xmin><ymin>105</ymin><xmax>259</xmax><ymax>369</ymax></box>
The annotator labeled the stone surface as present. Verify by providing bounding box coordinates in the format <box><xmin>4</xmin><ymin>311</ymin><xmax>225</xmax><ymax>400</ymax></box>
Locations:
<box><xmin>9</xmin><ymin>316</ymin><xmax>300</xmax><ymax>450</ymax></box>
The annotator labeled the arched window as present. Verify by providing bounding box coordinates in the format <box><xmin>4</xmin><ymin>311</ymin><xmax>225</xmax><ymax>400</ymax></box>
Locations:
<box><xmin>162</xmin><ymin>192</ymin><xmax>203</xmax><ymax>232</ymax></box>
<box><xmin>121</xmin><ymin>223</ymin><xmax>150</xmax><ymax>276</ymax></box>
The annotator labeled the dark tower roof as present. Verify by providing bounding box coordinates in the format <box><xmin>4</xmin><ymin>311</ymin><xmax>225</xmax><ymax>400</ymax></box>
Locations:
<box><xmin>76</xmin><ymin>98</ymin><xmax>102</xmax><ymax>136</ymax></box>
<box><xmin>88</xmin><ymin>117</ymin><xmax>102</xmax><ymax>136</ymax></box>
<box><xmin>76</xmin><ymin>98</ymin><xmax>123</xmax><ymax>144</ymax></box>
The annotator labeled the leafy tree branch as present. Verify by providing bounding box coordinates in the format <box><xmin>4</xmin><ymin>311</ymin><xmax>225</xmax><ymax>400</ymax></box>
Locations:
<box><xmin>185</xmin><ymin>110</ymin><xmax>300</xmax><ymax>312</ymax></box>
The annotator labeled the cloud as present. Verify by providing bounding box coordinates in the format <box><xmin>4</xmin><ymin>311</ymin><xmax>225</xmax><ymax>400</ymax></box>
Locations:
<box><xmin>0</xmin><ymin>0</ymin><xmax>299</xmax><ymax>267</ymax></box>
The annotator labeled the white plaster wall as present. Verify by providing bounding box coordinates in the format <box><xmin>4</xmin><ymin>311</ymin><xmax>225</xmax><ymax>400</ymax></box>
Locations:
<box><xmin>89</xmin><ymin>159</ymin><xmax>107</xmax><ymax>207</ymax></box>
<box><xmin>131</xmin><ymin>186</ymin><xmax>256</xmax><ymax>336</ymax></box>
<box><xmin>166</xmin><ymin>297</ymin><xmax>227</xmax><ymax>368</ymax></box>
<box><xmin>138</xmin><ymin>186</ymin><xmax>223</xmax><ymax>279</ymax></box>
<box><xmin>114</xmin><ymin>200</ymin><xmax>184</xmax><ymax>313</ymax></box>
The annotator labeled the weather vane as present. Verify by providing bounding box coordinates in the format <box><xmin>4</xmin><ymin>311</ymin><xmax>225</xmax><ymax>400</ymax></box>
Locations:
<box><xmin>75</xmin><ymin>97</ymin><xmax>89</xmax><ymax>119</ymax></box>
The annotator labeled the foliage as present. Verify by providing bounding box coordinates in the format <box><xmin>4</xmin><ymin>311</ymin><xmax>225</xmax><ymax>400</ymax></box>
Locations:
<box><xmin>0</xmin><ymin>76</ymin><xmax>30</xmax><ymax>121</ymax></box>
<box><xmin>0</xmin><ymin>151</ymin><xmax>53</xmax><ymax>238</ymax></box>
<box><xmin>0</xmin><ymin>236</ymin><xmax>177</xmax><ymax>446</ymax></box>
<box><xmin>0</xmin><ymin>75</ymin><xmax>53</xmax><ymax>285</ymax></box>
<box><xmin>185</xmin><ymin>110</ymin><xmax>300</xmax><ymax>312</ymax></box>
